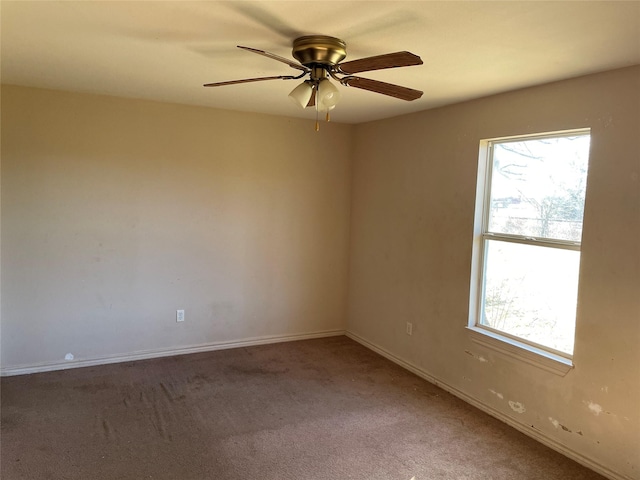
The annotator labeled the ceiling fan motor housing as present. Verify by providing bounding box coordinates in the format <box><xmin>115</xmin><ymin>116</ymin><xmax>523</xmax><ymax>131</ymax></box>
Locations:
<box><xmin>292</xmin><ymin>35</ymin><xmax>347</xmax><ymax>67</ymax></box>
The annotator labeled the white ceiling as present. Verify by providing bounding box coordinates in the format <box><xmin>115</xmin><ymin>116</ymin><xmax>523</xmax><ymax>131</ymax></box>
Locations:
<box><xmin>2</xmin><ymin>1</ymin><xmax>639</xmax><ymax>124</ymax></box>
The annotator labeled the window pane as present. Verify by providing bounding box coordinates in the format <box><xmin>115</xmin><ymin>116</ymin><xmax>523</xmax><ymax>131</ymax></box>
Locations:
<box><xmin>488</xmin><ymin>135</ymin><xmax>590</xmax><ymax>242</ymax></box>
<box><xmin>481</xmin><ymin>240</ymin><xmax>580</xmax><ymax>354</ymax></box>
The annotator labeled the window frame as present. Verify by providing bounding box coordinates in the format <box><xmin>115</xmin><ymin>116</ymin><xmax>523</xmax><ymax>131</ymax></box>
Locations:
<box><xmin>467</xmin><ymin>129</ymin><xmax>590</xmax><ymax>375</ymax></box>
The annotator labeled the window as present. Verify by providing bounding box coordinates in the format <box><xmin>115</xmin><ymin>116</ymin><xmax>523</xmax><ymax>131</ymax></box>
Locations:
<box><xmin>469</xmin><ymin>130</ymin><xmax>591</xmax><ymax>363</ymax></box>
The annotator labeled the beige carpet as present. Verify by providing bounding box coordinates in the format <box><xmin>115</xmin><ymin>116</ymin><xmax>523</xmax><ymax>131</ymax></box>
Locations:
<box><xmin>1</xmin><ymin>336</ymin><xmax>605</xmax><ymax>479</ymax></box>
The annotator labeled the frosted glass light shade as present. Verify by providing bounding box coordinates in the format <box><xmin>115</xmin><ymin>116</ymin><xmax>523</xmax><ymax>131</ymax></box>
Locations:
<box><xmin>317</xmin><ymin>79</ymin><xmax>340</xmax><ymax>109</ymax></box>
<box><xmin>288</xmin><ymin>82</ymin><xmax>313</xmax><ymax>108</ymax></box>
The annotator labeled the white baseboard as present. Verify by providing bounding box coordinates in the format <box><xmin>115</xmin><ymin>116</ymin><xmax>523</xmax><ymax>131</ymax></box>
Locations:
<box><xmin>0</xmin><ymin>329</ymin><xmax>346</xmax><ymax>377</ymax></box>
<box><xmin>345</xmin><ymin>330</ymin><xmax>629</xmax><ymax>480</ymax></box>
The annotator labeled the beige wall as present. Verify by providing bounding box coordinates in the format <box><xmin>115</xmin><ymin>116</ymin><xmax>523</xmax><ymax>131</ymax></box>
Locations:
<box><xmin>347</xmin><ymin>66</ymin><xmax>640</xmax><ymax>479</ymax></box>
<box><xmin>2</xmin><ymin>67</ymin><xmax>639</xmax><ymax>479</ymax></box>
<box><xmin>1</xmin><ymin>85</ymin><xmax>353</xmax><ymax>368</ymax></box>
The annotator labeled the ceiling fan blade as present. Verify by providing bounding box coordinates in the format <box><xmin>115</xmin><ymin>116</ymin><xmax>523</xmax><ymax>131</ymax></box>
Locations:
<box><xmin>237</xmin><ymin>46</ymin><xmax>308</xmax><ymax>72</ymax></box>
<box><xmin>337</xmin><ymin>51</ymin><xmax>422</xmax><ymax>75</ymax></box>
<box><xmin>203</xmin><ymin>75</ymin><xmax>297</xmax><ymax>87</ymax></box>
<box><xmin>342</xmin><ymin>77</ymin><xmax>423</xmax><ymax>101</ymax></box>
<box><xmin>225</xmin><ymin>3</ymin><xmax>302</xmax><ymax>40</ymax></box>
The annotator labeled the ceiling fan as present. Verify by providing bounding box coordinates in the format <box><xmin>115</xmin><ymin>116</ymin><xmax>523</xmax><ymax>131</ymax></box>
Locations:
<box><xmin>204</xmin><ymin>35</ymin><xmax>423</xmax><ymax>128</ymax></box>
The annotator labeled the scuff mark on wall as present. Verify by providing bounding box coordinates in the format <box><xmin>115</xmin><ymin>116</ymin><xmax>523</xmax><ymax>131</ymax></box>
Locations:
<box><xmin>489</xmin><ymin>389</ymin><xmax>504</xmax><ymax>400</ymax></box>
<box><xmin>508</xmin><ymin>401</ymin><xmax>526</xmax><ymax>413</ymax></box>
<box><xmin>549</xmin><ymin>417</ymin><xmax>583</xmax><ymax>436</ymax></box>
<box><xmin>583</xmin><ymin>400</ymin><xmax>619</xmax><ymax>418</ymax></box>
<box><xmin>599</xmin><ymin>114</ymin><xmax>614</xmax><ymax>128</ymax></box>
<box><xmin>586</xmin><ymin>401</ymin><xmax>604</xmax><ymax>416</ymax></box>
<box><xmin>464</xmin><ymin>350</ymin><xmax>489</xmax><ymax>363</ymax></box>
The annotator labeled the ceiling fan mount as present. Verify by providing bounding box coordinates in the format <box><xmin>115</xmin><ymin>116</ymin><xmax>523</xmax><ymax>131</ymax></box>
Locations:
<box><xmin>291</xmin><ymin>35</ymin><xmax>347</xmax><ymax>67</ymax></box>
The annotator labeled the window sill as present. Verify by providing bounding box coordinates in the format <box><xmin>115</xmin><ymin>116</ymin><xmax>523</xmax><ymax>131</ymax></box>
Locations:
<box><xmin>465</xmin><ymin>326</ymin><xmax>574</xmax><ymax>376</ymax></box>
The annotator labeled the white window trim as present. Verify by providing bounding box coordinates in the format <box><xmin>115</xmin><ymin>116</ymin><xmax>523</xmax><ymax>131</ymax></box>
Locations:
<box><xmin>467</xmin><ymin>129</ymin><xmax>590</xmax><ymax>376</ymax></box>
<box><xmin>466</xmin><ymin>326</ymin><xmax>573</xmax><ymax>376</ymax></box>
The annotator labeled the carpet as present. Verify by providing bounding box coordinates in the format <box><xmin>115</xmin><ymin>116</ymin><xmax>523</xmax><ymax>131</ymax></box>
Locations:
<box><xmin>1</xmin><ymin>336</ymin><xmax>605</xmax><ymax>479</ymax></box>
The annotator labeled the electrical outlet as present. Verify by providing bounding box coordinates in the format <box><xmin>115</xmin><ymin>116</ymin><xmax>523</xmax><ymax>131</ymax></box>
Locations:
<box><xmin>177</xmin><ymin>309</ymin><xmax>185</xmax><ymax>322</ymax></box>
<box><xmin>406</xmin><ymin>322</ymin><xmax>413</xmax><ymax>336</ymax></box>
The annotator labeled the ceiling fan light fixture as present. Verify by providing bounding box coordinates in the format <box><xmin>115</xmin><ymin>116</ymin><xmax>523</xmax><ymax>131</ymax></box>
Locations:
<box><xmin>288</xmin><ymin>81</ymin><xmax>313</xmax><ymax>108</ymax></box>
<box><xmin>317</xmin><ymin>78</ymin><xmax>340</xmax><ymax>109</ymax></box>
